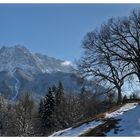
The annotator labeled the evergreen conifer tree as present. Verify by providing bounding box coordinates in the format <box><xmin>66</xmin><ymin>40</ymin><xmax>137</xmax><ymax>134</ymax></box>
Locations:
<box><xmin>39</xmin><ymin>99</ymin><xmax>44</xmax><ymax>117</ymax></box>
<box><xmin>56</xmin><ymin>81</ymin><xmax>64</xmax><ymax>106</ymax></box>
<box><xmin>42</xmin><ymin>87</ymin><xmax>56</xmax><ymax>133</ymax></box>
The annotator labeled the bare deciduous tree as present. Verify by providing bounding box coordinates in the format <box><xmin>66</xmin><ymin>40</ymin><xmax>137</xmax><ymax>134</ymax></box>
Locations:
<box><xmin>98</xmin><ymin>9</ymin><xmax>140</xmax><ymax>80</ymax></box>
<box><xmin>78</xmin><ymin>9</ymin><xmax>140</xmax><ymax>103</ymax></box>
<box><xmin>15</xmin><ymin>92</ymin><xmax>35</xmax><ymax>136</ymax></box>
<box><xmin>78</xmin><ymin>31</ymin><xmax>128</xmax><ymax>104</ymax></box>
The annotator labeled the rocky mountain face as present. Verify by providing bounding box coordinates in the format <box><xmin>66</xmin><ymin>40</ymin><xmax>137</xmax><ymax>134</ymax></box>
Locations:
<box><xmin>0</xmin><ymin>45</ymin><xmax>105</xmax><ymax>101</ymax></box>
<box><xmin>0</xmin><ymin>45</ymin><xmax>81</xmax><ymax>100</ymax></box>
<box><xmin>0</xmin><ymin>45</ymin><xmax>74</xmax><ymax>74</ymax></box>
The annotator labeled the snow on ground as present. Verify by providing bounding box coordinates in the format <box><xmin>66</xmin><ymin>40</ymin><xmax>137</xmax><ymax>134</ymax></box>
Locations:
<box><xmin>50</xmin><ymin>103</ymin><xmax>140</xmax><ymax>137</ymax></box>
<box><xmin>106</xmin><ymin>103</ymin><xmax>140</xmax><ymax>136</ymax></box>
<box><xmin>50</xmin><ymin>120</ymin><xmax>103</xmax><ymax>137</ymax></box>
<box><xmin>105</xmin><ymin>103</ymin><xmax>138</xmax><ymax>118</ymax></box>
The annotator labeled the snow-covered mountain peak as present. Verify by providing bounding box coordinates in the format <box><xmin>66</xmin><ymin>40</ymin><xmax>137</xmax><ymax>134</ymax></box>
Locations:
<box><xmin>0</xmin><ymin>45</ymin><xmax>74</xmax><ymax>74</ymax></box>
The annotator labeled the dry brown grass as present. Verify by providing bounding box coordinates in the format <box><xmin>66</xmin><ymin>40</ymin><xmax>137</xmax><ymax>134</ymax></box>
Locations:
<box><xmin>72</xmin><ymin>103</ymin><xmax>124</xmax><ymax>129</ymax></box>
<box><xmin>79</xmin><ymin>118</ymin><xmax>120</xmax><ymax>137</ymax></box>
<box><xmin>79</xmin><ymin>102</ymin><xmax>139</xmax><ymax>136</ymax></box>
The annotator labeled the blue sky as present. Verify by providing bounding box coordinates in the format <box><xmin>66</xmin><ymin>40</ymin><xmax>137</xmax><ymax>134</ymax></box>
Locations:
<box><xmin>0</xmin><ymin>4</ymin><xmax>140</xmax><ymax>62</ymax></box>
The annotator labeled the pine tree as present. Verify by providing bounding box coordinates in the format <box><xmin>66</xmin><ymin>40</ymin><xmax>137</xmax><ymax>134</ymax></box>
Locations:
<box><xmin>52</xmin><ymin>85</ymin><xmax>57</xmax><ymax>94</ymax></box>
<box><xmin>38</xmin><ymin>83</ymin><xmax>67</xmax><ymax>133</ymax></box>
<box><xmin>39</xmin><ymin>99</ymin><xmax>44</xmax><ymax>118</ymax></box>
<box><xmin>43</xmin><ymin>83</ymin><xmax>66</xmax><ymax>130</ymax></box>
<box><xmin>42</xmin><ymin>87</ymin><xmax>56</xmax><ymax>134</ymax></box>
<box><xmin>55</xmin><ymin>82</ymin><xmax>67</xmax><ymax>129</ymax></box>
<box><xmin>56</xmin><ymin>81</ymin><xmax>64</xmax><ymax>106</ymax></box>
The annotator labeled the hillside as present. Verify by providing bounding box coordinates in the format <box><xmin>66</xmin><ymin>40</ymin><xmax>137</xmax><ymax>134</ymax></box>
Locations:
<box><xmin>50</xmin><ymin>102</ymin><xmax>140</xmax><ymax>137</ymax></box>
<box><xmin>0</xmin><ymin>45</ymin><xmax>75</xmax><ymax>100</ymax></box>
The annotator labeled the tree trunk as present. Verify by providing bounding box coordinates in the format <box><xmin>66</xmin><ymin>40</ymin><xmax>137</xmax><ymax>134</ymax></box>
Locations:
<box><xmin>137</xmin><ymin>71</ymin><xmax>140</xmax><ymax>82</ymax></box>
<box><xmin>117</xmin><ymin>87</ymin><xmax>122</xmax><ymax>105</ymax></box>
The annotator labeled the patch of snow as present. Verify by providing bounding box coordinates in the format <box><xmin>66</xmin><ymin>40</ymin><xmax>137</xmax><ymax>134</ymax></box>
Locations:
<box><xmin>50</xmin><ymin>127</ymin><xmax>72</xmax><ymax>137</ymax></box>
<box><xmin>50</xmin><ymin>120</ymin><xmax>103</xmax><ymax>137</ymax></box>
<box><xmin>106</xmin><ymin>104</ymin><xmax>140</xmax><ymax>136</ymax></box>
<box><xmin>10</xmin><ymin>69</ymin><xmax>20</xmax><ymax>100</ymax></box>
<box><xmin>105</xmin><ymin>103</ymin><xmax>138</xmax><ymax>118</ymax></box>
<box><xmin>61</xmin><ymin>61</ymin><xmax>72</xmax><ymax>66</ymax></box>
<box><xmin>41</xmin><ymin>69</ymin><xmax>50</xmax><ymax>73</ymax></box>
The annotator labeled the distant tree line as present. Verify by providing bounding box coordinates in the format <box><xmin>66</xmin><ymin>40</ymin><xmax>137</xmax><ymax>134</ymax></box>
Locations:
<box><xmin>123</xmin><ymin>91</ymin><xmax>140</xmax><ymax>103</ymax></box>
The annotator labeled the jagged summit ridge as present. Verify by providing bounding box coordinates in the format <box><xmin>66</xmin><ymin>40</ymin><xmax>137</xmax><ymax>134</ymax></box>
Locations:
<box><xmin>0</xmin><ymin>45</ymin><xmax>74</xmax><ymax>74</ymax></box>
